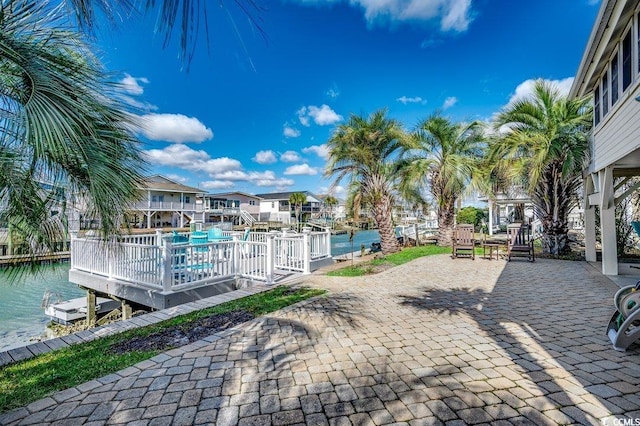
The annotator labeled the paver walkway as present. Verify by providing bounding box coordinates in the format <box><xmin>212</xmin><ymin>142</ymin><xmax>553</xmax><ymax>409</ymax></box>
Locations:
<box><xmin>2</xmin><ymin>254</ymin><xmax>640</xmax><ymax>425</ymax></box>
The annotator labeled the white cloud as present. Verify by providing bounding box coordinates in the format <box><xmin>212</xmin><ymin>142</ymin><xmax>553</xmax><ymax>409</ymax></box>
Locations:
<box><xmin>120</xmin><ymin>73</ymin><xmax>148</xmax><ymax>95</ymax></box>
<box><xmin>138</xmin><ymin>113</ymin><xmax>213</xmax><ymax>143</ymax></box>
<box><xmin>165</xmin><ymin>174</ymin><xmax>188</xmax><ymax>184</ymax></box>
<box><xmin>121</xmin><ymin>95</ymin><xmax>158</xmax><ymax>112</ymax></box>
<box><xmin>397</xmin><ymin>96</ymin><xmax>425</xmax><ymax>105</ymax></box>
<box><xmin>200</xmin><ymin>180</ymin><xmax>235</xmax><ymax>190</ymax></box>
<box><xmin>284</xmin><ymin>164</ymin><xmax>319</xmax><ymax>175</ymax></box>
<box><xmin>318</xmin><ymin>185</ymin><xmax>346</xmax><ymax>198</ymax></box>
<box><xmin>507</xmin><ymin>77</ymin><xmax>574</xmax><ymax>106</ymax></box>
<box><xmin>298</xmin><ymin>104</ymin><xmax>343</xmax><ymax>126</ymax></box>
<box><xmin>253</xmin><ymin>150</ymin><xmax>277</xmax><ymax>164</ymax></box>
<box><xmin>142</xmin><ymin>144</ymin><xmax>240</xmax><ymax>174</ymax></box>
<box><xmin>280</xmin><ymin>151</ymin><xmax>301</xmax><ymax>162</ymax></box>
<box><xmin>442</xmin><ymin>96</ymin><xmax>458</xmax><ymax>110</ymax></box>
<box><xmin>302</xmin><ymin>144</ymin><xmax>329</xmax><ymax>160</ymax></box>
<box><xmin>294</xmin><ymin>0</ymin><xmax>473</xmax><ymax>32</ymax></box>
<box><xmin>327</xmin><ymin>86</ymin><xmax>340</xmax><ymax>98</ymax></box>
<box><xmin>283</xmin><ymin>126</ymin><xmax>301</xmax><ymax>138</ymax></box>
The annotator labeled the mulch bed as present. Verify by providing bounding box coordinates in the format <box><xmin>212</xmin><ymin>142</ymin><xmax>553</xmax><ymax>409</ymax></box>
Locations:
<box><xmin>108</xmin><ymin>310</ymin><xmax>255</xmax><ymax>354</ymax></box>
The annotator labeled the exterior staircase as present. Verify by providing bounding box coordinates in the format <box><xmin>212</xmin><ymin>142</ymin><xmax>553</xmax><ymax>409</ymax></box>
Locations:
<box><xmin>240</xmin><ymin>209</ymin><xmax>256</xmax><ymax>226</ymax></box>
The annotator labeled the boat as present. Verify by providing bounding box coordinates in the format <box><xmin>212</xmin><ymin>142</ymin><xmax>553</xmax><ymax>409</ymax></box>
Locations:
<box><xmin>44</xmin><ymin>297</ymin><xmax>120</xmax><ymax>325</ymax></box>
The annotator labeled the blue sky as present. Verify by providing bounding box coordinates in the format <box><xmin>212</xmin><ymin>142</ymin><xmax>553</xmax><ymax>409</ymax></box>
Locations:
<box><xmin>95</xmin><ymin>0</ymin><xmax>601</xmax><ymax>198</ymax></box>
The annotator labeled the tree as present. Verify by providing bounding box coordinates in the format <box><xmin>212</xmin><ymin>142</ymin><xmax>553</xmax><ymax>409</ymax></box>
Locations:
<box><xmin>289</xmin><ymin>192</ymin><xmax>306</xmax><ymax>231</ymax></box>
<box><xmin>490</xmin><ymin>80</ymin><xmax>592</xmax><ymax>255</ymax></box>
<box><xmin>399</xmin><ymin>113</ymin><xmax>485</xmax><ymax>247</ymax></box>
<box><xmin>457</xmin><ymin>206</ymin><xmax>487</xmax><ymax>230</ymax></box>
<box><xmin>326</xmin><ymin>109</ymin><xmax>410</xmax><ymax>254</ymax></box>
<box><xmin>67</xmin><ymin>0</ymin><xmax>265</xmax><ymax>69</ymax></box>
<box><xmin>323</xmin><ymin>195</ymin><xmax>339</xmax><ymax>226</ymax></box>
<box><xmin>0</xmin><ymin>0</ymin><xmax>145</xmax><ymax>265</ymax></box>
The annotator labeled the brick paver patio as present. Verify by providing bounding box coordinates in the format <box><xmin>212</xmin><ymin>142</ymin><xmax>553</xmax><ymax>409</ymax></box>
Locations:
<box><xmin>2</xmin><ymin>254</ymin><xmax>640</xmax><ymax>425</ymax></box>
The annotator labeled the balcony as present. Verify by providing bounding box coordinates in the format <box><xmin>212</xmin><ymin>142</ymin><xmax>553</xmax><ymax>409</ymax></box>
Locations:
<box><xmin>130</xmin><ymin>201</ymin><xmax>203</xmax><ymax>212</ymax></box>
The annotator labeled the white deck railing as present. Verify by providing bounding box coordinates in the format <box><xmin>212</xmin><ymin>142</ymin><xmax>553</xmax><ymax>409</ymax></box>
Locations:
<box><xmin>70</xmin><ymin>228</ymin><xmax>331</xmax><ymax>293</ymax></box>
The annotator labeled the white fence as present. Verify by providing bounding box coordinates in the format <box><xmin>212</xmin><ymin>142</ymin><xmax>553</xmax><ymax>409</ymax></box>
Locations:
<box><xmin>70</xmin><ymin>228</ymin><xmax>331</xmax><ymax>293</ymax></box>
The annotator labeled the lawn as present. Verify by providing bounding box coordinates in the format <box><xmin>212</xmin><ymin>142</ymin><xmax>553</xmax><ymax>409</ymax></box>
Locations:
<box><xmin>327</xmin><ymin>244</ymin><xmax>454</xmax><ymax>277</ymax></box>
<box><xmin>0</xmin><ymin>285</ymin><xmax>326</xmax><ymax>412</ymax></box>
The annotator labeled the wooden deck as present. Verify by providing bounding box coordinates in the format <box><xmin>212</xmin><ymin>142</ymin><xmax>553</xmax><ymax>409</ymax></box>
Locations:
<box><xmin>68</xmin><ymin>229</ymin><xmax>334</xmax><ymax>309</ymax></box>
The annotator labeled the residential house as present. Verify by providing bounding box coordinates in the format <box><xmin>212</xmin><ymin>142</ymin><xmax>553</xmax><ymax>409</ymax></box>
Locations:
<box><xmin>255</xmin><ymin>191</ymin><xmax>323</xmax><ymax>224</ymax></box>
<box><xmin>202</xmin><ymin>191</ymin><xmax>261</xmax><ymax>228</ymax></box>
<box><xmin>128</xmin><ymin>175</ymin><xmax>205</xmax><ymax>229</ymax></box>
<box><xmin>570</xmin><ymin>0</ymin><xmax>640</xmax><ymax>275</ymax></box>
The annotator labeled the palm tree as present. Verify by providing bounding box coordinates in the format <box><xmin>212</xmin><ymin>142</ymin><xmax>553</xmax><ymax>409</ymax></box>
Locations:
<box><xmin>289</xmin><ymin>192</ymin><xmax>306</xmax><ymax>231</ymax></box>
<box><xmin>68</xmin><ymin>0</ymin><xmax>265</xmax><ymax>68</ymax></box>
<box><xmin>1</xmin><ymin>0</ymin><xmax>145</xmax><ymax>264</ymax></box>
<box><xmin>326</xmin><ymin>109</ymin><xmax>410</xmax><ymax>254</ymax></box>
<box><xmin>490</xmin><ymin>79</ymin><xmax>592</xmax><ymax>255</ymax></box>
<box><xmin>323</xmin><ymin>195</ymin><xmax>338</xmax><ymax>227</ymax></box>
<box><xmin>399</xmin><ymin>113</ymin><xmax>485</xmax><ymax>247</ymax></box>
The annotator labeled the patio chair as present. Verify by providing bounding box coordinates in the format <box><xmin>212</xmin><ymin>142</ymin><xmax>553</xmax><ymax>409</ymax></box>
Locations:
<box><xmin>452</xmin><ymin>224</ymin><xmax>475</xmax><ymax>260</ymax></box>
<box><xmin>207</xmin><ymin>227</ymin><xmax>226</xmax><ymax>242</ymax></box>
<box><xmin>506</xmin><ymin>223</ymin><xmax>535</xmax><ymax>262</ymax></box>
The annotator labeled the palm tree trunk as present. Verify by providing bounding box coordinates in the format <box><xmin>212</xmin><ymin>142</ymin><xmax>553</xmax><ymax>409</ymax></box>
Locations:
<box><xmin>373</xmin><ymin>196</ymin><xmax>400</xmax><ymax>254</ymax></box>
<box><xmin>534</xmin><ymin>163</ymin><xmax>574</xmax><ymax>255</ymax></box>
<box><xmin>437</xmin><ymin>200</ymin><xmax>456</xmax><ymax>247</ymax></box>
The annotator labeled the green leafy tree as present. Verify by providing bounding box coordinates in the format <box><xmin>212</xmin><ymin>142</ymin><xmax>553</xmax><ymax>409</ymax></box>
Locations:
<box><xmin>399</xmin><ymin>113</ymin><xmax>485</xmax><ymax>246</ymax></box>
<box><xmin>0</xmin><ymin>0</ymin><xmax>146</xmax><ymax>264</ymax></box>
<box><xmin>490</xmin><ymin>80</ymin><xmax>592</xmax><ymax>255</ymax></box>
<box><xmin>456</xmin><ymin>206</ymin><xmax>487</xmax><ymax>230</ymax></box>
<box><xmin>289</xmin><ymin>192</ymin><xmax>306</xmax><ymax>231</ymax></box>
<box><xmin>326</xmin><ymin>109</ymin><xmax>410</xmax><ymax>254</ymax></box>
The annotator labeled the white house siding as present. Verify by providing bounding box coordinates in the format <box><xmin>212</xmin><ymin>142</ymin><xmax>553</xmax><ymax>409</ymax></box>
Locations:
<box><xmin>592</xmin><ymin>79</ymin><xmax>640</xmax><ymax>172</ymax></box>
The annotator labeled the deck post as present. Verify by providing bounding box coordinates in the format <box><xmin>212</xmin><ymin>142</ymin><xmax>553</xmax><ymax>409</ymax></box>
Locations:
<box><xmin>266</xmin><ymin>233</ymin><xmax>276</xmax><ymax>284</ymax></box>
<box><xmin>233</xmin><ymin>233</ymin><xmax>240</xmax><ymax>278</ymax></box>
<box><xmin>325</xmin><ymin>229</ymin><xmax>331</xmax><ymax>256</ymax></box>
<box><xmin>161</xmin><ymin>238</ymin><xmax>173</xmax><ymax>293</ymax></box>
<box><xmin>302</xmin><ymin>228</ymin><xmax>311</xmax><ymax>274</ymax></box>
<box><xmin>70</xmin><ymin>231</ymin><xmax>78</xmax><ymax>270</ymax></box>
<box><xmin>155</xmin><ymin>229</ymin><xmax>164</xmax><ymax>246</ymax></box>
<box><xmin>86</xmin><ymin>289</ymin><xmax>96</xmax><ymax>326</ymax></box>
<box><xmin>107</xmin><ymin>242</ymin><xmax>114</xmax><ymax>279</ymax></box>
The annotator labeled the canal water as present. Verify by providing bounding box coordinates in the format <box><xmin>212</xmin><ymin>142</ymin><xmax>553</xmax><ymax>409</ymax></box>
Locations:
<box><xmin>0</xmin><ymin>230</ymin><xmax>381</xmax><ymax>351</ymax></box>
<box><xmin>0</xmin><ymin>263</ymin><xmax>83</xmax><ymax>351</ymax></box>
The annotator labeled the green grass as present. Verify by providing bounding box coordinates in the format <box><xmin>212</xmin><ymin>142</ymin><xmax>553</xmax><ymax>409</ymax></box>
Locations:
<box><xmin>327</xmin><ymin>244</ymin><xmax>453</xmax><ymax>277</ymax></box>
<box><xmin>0</xmin><ymin>286</ymin><xmax>325</xmax><ymax>412</ymax></box>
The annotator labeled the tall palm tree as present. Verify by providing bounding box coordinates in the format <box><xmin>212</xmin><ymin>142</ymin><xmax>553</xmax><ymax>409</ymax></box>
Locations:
<box><xmin>326</xmin><ymin>109</ymin><xmax>409</xmax><ymax>254</ymax></box>
<box><xmin>1</xmin><ymin>0</ymin><xmax>146</xmax><ymax>264</ymax></box>
<box><xmin>67</xmin><ymin>0</ymin><xmax>265</xmax><ymax>68</ymax></box>
<box><xmin>323</xmin><ymin>195</ymin><xmax>338</xmax><ymax>226</ymax></box>
<box><xmin>490</xmin><ymin>80</ymin><xmax>592</xmax><ymax>255</ymax></box>
<box><xmin>399</xmin><ymin>113</ymin><xmax>485</xmax><ymax>247</ymax></box>
<box><xmin>289</xmin><ymin>192</ymin><xmax>306</xmax><ymax>231</ymax></box>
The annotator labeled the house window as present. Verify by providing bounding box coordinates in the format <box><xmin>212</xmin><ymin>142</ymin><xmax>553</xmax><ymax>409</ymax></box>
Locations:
<box><xmin>249</xmin><ymin>200</ymin><xmax>256</xmax><ymax>206</ymax></box>
<box><xmin>602</xmin><ymin>71</ymin><xmax>609</xmax><ymax>116</ymax></box>
<box><xmin>637</xmin><ymin>11</ymin><xmax>640</xmax><ymax>73</ymax></box>
<box><xmin>611</xmin><ymin>52</ymin><xmax>619</xmax><ymax>106</ymax></box>
<box><xmin>184</xmin><ymin>196</ymin><xmax>190</xmax><ymax>204</ymax></box>
<box><xmin>623</xmin><ymin>30</ymin><xmax>632</xmax><ymax>91</ymax></box>
<box><xmin>594</xmin><ymin>85</ymin><xmax>601</xmax><ymax>126</ymax></box>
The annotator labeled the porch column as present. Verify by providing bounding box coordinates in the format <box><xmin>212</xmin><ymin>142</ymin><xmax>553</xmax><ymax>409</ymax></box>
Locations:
<box><xmin>488</xmin><ymin>199</ymin><xmax>494</xmax><ymax>236</ymax></box>
<box><xmin>583</xmin><ymin>175</ymin><xmax>597</xmax><ymax>262</ymax></box>
<box><xmin>599</xmin><ymin>166</ymin><xmax>618</xmax><ymax>275</ymax></box>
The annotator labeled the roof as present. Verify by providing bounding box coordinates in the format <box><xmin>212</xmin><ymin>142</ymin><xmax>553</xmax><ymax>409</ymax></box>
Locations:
<box><xmin>570</xmin><ymin>0</ymin><xmax>633</xmax><ymax>98</ymax></box>
<box><xmin>205</xmin><ymin>191</ymin><xmax>263</xmax><ymax>200</ymax></box>
<box><xmin>255</xmin><ymin>191</ymin><xmax>321</xmax><ymax>203</ymax></box>
<box><xmin>140</xmin><ymin>175</ymin><xmax>204</xmax><ymax>194</ymax></box>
